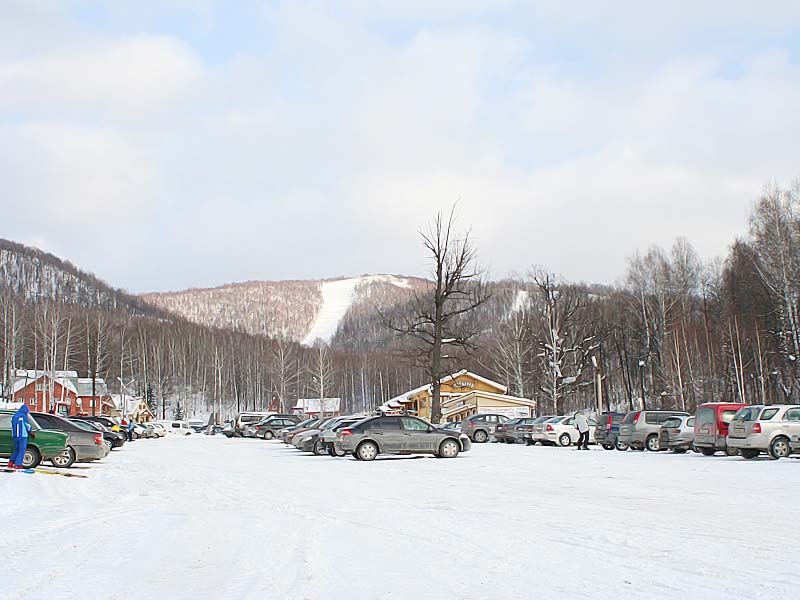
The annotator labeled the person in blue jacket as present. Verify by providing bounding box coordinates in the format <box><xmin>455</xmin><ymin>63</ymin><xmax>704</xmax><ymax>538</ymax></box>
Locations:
<box><xmin>9</xmin><ymin>404</ymin><xmax>33</xmax><ymax>469</ymax></box>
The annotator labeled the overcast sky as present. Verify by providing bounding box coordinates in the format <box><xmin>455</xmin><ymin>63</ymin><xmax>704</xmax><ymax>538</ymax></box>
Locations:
<box><xmin>1</xmin><ymin>1</ymin><xmax>799</xmax><ymax>293</ymax></box>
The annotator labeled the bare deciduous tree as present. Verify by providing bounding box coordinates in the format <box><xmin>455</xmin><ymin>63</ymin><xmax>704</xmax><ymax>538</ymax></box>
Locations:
<box><xmin>383</xmin><ymin>207</ymin><xmax>489</xmax><ymax>423</ymax></box>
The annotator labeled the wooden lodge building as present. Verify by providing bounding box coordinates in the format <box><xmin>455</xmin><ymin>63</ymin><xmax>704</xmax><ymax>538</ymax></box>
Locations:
<box><xmin>8</xmin><ymin>369</ymin><xmax>114</xmax><ymax>417</ymax></box>
<box><xmin>380</xmin><ymin>370</ymin><xmax>536</xmax><ymax>422</ymax></box>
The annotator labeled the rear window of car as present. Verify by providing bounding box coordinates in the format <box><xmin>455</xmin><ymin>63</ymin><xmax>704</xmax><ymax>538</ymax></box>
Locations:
<box><xmin>720</xmin><ymin>410</ymin><xmax>738</xmax><ymax>424</ymax></box>
<box><xmin>545</xmin><ymin>416</ymin><xmax>563</xmax><ymax>423</ymax></box>
<box><xmin>759</xmin><ymin>408</ymin><xmax>779</xmax><ymax>421</ymax></box>
<box><xmin>611</xmin><ymin>414</ymin><xmax>623</xmax><ymax>425</ymax></box>
<box><xmin>732</xmin><ymin>406</ymin><xmax>761</xmax><ymax>422</ymax></box>
<box><xmin>663</xmin><ymin>417</ymin><xmax>682</xmax><ymax>428</ymax></box>
<box><xmin>370</xmin><ymin>417</ymin><xmax>402</xmax><ymax>430</ymax></box>
<box><xmin>621</xmin><ymin>411</ymin><xmax>638</xmax><ymax>424</ymax></box>
<box><xmin>695</xmin><ymin>408</ymin><xmax>714</xmax><ymax>427</ymax></box>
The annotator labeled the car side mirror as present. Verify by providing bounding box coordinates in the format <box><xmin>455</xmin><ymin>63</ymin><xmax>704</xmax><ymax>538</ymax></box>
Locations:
<box><xmin>428</xmin><ymin>426</ymin><xmax>434</xmax><ymax>433</ymax></box>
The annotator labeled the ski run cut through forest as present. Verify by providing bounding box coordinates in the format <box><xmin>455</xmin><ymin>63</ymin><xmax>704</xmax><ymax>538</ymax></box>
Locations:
<box><xmin>3</xmin><ymin>436</ymin><xmax>798</xmax><ymax>600</ymax></box>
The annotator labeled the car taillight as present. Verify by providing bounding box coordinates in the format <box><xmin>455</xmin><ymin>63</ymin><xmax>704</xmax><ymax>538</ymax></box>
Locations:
<box><xmin>633</xmin><ymin>412</ymin><xmax>641</xmax><ymax>424</ymax></box>
<box><xmin>94</xmin><ymin>434</ymin><xmax>102</xmax><ymax>445</ymax></box>
<box><xmin>468</xmin><ymin>422</ymin><xmax>475</xmax><ymax>428</ymax></box>
<box><xmin>607</xmin><ymin>415</ymin><xmax>613</xmax><ymax>426</ymax></box>
<box><xmin>670</xmin><ymin>429</ymin><xmax>680</xmax><ymax>435</ymax></box>
<box><xmin>546</xmin><ymin>424</ymin><xmax>554</xmax><ymax>432</ymax></box>
<box><xmin>753</xmin><ymin>423</ymin><xmax>761</xmax><ymax>434</ymax></box>
<box><xmin>341</xmin><ymin>429</ymin><xmax>353</xmax><ymax>437</ymax></box>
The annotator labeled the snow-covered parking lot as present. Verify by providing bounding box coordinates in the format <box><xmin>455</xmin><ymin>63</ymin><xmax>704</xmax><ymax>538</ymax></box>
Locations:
<box><xmin>3</xmin><ymin>436</ymin><xmax>800</xmax><ymax>600</ymax></box>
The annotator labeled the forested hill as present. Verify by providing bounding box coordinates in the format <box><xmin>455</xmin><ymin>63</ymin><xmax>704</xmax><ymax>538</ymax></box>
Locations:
<box><xmin>0</xmin><ymin>239</ymin><xmax>172</xmax><ymax>319</ymax></box>
<box><xmin>143</xmin><ymin>275</ymin><xmax>432</xmax><ymax>344</ymax></box>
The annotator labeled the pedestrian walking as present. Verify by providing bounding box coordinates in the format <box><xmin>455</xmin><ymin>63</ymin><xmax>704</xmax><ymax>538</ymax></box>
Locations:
<box><xmin>9</xmin><ymin>404</ymin><xmax>34</xmax><ymax>469</ymax></box>
<box><xmin>574</xmin><ymin>411</ymin><xmax>590</xmax><ymax>450</ymax></box>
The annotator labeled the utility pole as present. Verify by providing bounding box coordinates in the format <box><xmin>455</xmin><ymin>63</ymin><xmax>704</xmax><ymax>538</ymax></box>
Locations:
<box><xmin>591</xmin><ymin>355</ymin><xmax>603</xmax><ymax>413</ymax></box>
<box><xmin>638</xmin><ymin>359</ymin><xmax>646</xmax><ymax>411</ymax></box>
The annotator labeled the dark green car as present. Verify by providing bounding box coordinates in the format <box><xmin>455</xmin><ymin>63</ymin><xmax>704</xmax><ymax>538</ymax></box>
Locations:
<box><xmin>0</xmin><ymin>409</ymin><xmax>69</xmax><ymax>468</ymax></box>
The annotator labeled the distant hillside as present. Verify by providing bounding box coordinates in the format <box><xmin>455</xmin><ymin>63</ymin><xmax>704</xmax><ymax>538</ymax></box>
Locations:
<box><xmin>0</xmin><ymin>239</ymin><xmax>172</xmax><ymax>318</ymax></box>
<box><xmin>143</xmin><ymin>275</ymin><xmax>431</xmax><ymax>344</ymax></box>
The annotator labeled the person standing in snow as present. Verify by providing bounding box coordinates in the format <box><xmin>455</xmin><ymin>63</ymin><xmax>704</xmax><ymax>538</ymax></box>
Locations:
<box><xmin>127</xmin><ymin>419</ymin><xmax>135</xmax><ymax>442</ymax></box>
<box><xmin>574</xmin><ymin>411</ymin><xmax>590</xmax><ymax>450</ymax></box>
<box><xmin>9</xmin><ymin>404</ymin><xmax>33</xmax><ymax>469</ymax></box>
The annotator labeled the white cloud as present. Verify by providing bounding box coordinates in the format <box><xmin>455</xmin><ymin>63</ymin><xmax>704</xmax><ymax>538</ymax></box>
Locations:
<box><xmin>0</xmin><ymin>2</ymin><xmax>799</xmax><ymax>291</ymax></box>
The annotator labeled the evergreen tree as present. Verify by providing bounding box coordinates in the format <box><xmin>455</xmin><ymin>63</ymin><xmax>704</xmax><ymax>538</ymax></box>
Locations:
<box><xmin>173</xmin><ymin>401</ymin><xmax>184</xmax><ymax>421</ymax></box>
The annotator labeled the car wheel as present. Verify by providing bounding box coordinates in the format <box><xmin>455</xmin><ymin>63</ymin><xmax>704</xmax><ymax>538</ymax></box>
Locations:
<box><xmin>51</xmin><ymin>446</ymin><xmax>76</xmax><ymax>468</ymax></box>
<box><xmin>352</xmin><ymin>452</ymin><xmax>361</xmax><ymax>460</ymax></box>
<box><xmin>601</xmin><ymin>443</ymin><xmax>614</xmax><ymax>450</ymax></box>
<box><xmin>438</xmin><ymin>439</ymin><xmax>460</xmax><ymax>459</ymax></box>
<box><xmin>22</xmin><ymin>446</ymin><xmax>41</xmax><ymax>469</ymax></box>
<box><xmin>473</xmin><ymin>430</ymin><xmax>488</xmax><ymax>443</ymax></box>
<box><xmin>357</xmin><ymin>441</ymin><xmax>378</xmax><ymax>461</ymax></box>
<box><xmin>333</xmin><ymin>445</ymin><xmax>346</xmax><ymax>457</ymax></box>
<box><xmin>558</xmin><ymin>433</ymin><xmax>572</xmax><ymax>447</ymax></box>
<box><xmin>725</xmin><ymin>445</ymin><xmax>739</xmax><ymax>457</ymax></box>
<box><xmin>615</xmin><ymin>439</ymin><xmax>628</xmax><ymax>451</ymax></box>
<box><xmin>700</xmin><ymin>447</ymin><xmax>716</xmax><ymax>456</ymax></box>
<box><xmin>740</xmin><ymin>449</ymin><xmax>759</xmax><ymax>459</ymax></box>
<box><xmin>314</xmin><ymin>441</ymin><xmax>327</xmax><ymax>456</ymax></box>
<box><xmin>769</xmin><ymin>436</ymin><xmax>791</xmax><ymax>459</ymax></box>
<box><xmin>644</xmin><ymin>435</ymin><xmax>660</xmax><ymax>451</ymax></box>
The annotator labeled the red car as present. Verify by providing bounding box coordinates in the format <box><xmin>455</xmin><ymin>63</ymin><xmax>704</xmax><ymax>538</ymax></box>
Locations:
<box><xmin>694</xmin><ymin>402</ymin><xmax>749</xmax><ymax>456</ymax></box>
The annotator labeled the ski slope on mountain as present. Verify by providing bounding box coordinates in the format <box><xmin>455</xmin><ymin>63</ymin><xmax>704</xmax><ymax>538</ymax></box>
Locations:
<box><xmin>302</xmin><ymin>275</ymin><xmax>410</xmax><ymax>345</ymax></box>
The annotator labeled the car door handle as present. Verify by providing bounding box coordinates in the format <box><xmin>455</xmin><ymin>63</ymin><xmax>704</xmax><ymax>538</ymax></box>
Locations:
<box><xmin>403</xmin><ymin>433</ymin><xmax>412</xmax><ymax>436</ymax></box>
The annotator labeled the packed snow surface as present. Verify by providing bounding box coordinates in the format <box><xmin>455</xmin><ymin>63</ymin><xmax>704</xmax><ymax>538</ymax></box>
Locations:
<box><xmin>4</xmin><ymin>437</ymin><xmax>800</xmax><ymax>599</ymax></box>
<box><xmin>302</xmin><ymin>275</ymin><xmax>410</xmax><ymax>345</ymax></box>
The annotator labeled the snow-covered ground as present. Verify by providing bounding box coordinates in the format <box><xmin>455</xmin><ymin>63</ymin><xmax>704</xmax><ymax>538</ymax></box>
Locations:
<box><xmin>302</xmin><ymin>275</ymin><xmax>410</xmax><ymax>345</ymax></box>
<box><xmin>3</xmin><ymin>437</ymin><xmax>799</xmax><ymax>600</ymax></box>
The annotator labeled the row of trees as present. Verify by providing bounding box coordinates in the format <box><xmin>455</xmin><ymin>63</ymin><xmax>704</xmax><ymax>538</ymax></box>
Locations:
<box><xmin>1</xmin><ymin>180</ymin><xmax>799</xmax><ymax>421</ymax></box>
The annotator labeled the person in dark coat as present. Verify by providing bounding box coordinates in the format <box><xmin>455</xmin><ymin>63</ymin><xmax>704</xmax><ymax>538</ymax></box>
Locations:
<box><xmin>9</xmin><ymin>404</ymin><xmax>33</xmax><ymax>469</ymax></box>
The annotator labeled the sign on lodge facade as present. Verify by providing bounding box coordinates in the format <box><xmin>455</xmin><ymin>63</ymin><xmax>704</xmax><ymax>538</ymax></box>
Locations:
<box><xmin>380</xmin><ymin>369</ymin><xmax>537</xmax><ymax>422</ymax></box>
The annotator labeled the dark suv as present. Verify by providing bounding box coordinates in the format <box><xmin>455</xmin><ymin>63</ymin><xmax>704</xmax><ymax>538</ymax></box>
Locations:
<box><xmin>594</xmin><ymin>411</ymin><xmax>625</xmax><ymax>450</ymax></box>
<box><xmin>460</xmin><ymin>414</ymin><xmax>510</xmax><ymax>443</ymax></box>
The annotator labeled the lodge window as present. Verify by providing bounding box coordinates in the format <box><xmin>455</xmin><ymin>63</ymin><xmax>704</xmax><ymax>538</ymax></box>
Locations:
<box><xmin>28</xmin><ymin>398</ymin><xmax>36</xmax><ymax>405</ymax></box>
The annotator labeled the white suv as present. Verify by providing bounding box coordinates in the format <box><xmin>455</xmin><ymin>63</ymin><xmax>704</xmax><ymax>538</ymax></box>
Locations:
<box><xmin>727</xmin><ymin>405</ymin><xmax>800</xmax><ymax>459</ymax></box>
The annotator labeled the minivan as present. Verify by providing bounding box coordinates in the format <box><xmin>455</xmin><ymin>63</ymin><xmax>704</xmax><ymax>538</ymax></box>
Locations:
<box><xmin>693</xmin><ymin>402</ymin><xmax>747</xmax><ymax>456</ymax></box>
<box><xmin>618</xmin><ymin>410</ymin><xmax>690</xmax><ymax>451</ymax></box>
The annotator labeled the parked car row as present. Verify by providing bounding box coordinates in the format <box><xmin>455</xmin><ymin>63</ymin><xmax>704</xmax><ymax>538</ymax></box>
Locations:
<box><xmin>0</xmin><ymin>407</ymin><xmax>166</xmax><ymax>470</ymax></box>
<box><xmin>246</xmin><ymin>413</ymin><xmax>473</xmax><ymax>461</ymax></box>
<box><xmin>458</xmin><ymin>401</ymin><xmax>800</xmax><ymax>460</ymax></box>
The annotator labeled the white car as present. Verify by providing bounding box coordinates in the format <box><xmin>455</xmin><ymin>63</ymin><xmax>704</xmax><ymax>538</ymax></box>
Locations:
<box><xmin>727</xmin><ymin>404</ymin><xmax>800</xmax><ymax>459</ymax></box>
<box><xmin>155</xmin><ymin>420</ymin><xmax>193</xmax><ymax>436</ymax></box>
<box><xmin>543</xmin><ymin>415</ymin><xmax>597</xmax><ymax>447</ymax></box>
<box><xmin>151</xmin><ymin>423</ymin><xmax>167</xmax><ymax>438</ymax></box>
